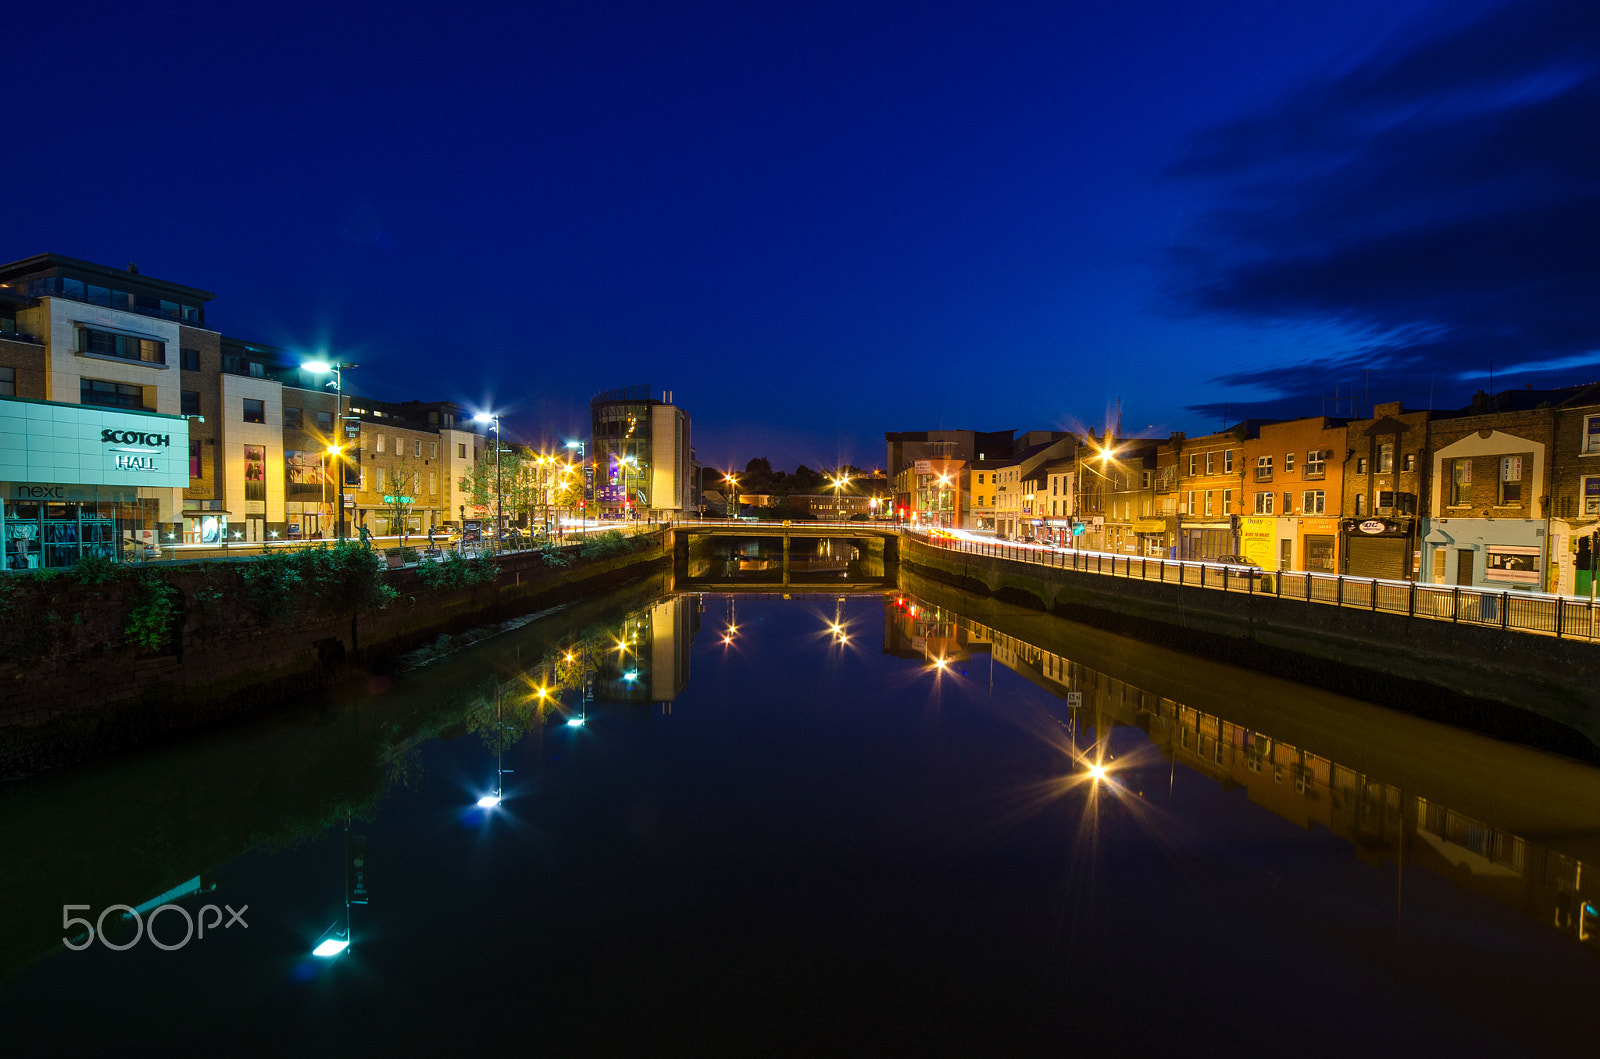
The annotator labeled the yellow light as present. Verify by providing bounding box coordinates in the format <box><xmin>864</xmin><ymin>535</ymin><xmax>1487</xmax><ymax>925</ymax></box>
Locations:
<box><xmin>933</xmin><ymin>656</ymin><xmax>948</xmax><ymax>670</ymax></box>
<box><xmin>564</xmin><ymin>653</ymin><xmax>574</xmax><ymax>663</ymax></box>
<box><xmin>1088</xmin><ymin>763</ymin><xmax>1107</xmax><ymax>781</ymax></box>
<box><xmin>326</xmin><ymin>443</ymin><xmax>341</xmax><ymax>455</ymax></box>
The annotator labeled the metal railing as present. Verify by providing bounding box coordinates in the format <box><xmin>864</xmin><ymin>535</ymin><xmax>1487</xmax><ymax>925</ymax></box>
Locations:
<box><xmin>908</xmin><ymin>531</ymin><xmax>1600</xmax><ymax>643</ymax></box>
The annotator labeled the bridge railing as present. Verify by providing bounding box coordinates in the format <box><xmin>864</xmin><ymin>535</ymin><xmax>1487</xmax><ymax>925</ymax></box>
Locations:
<box><xmin>906</xmin><ymin>530</ymin><xmax>1600</xmax><ymax>643</ymax></box>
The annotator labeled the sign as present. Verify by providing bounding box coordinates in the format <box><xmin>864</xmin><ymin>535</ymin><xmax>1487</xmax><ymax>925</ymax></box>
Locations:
<box><xmin>1066</xmin><ymin>692</ymin><xmax>1082</xmax><ymax>709</ymax></box>
<box><xmin>914</xmin><ymin>460</ymin><xmax>933</xmax><ymax>474</ymax></box>
<box><xmin>1485</xmin><ymin>545</ymin><xmax>1540</xmax><ymax>585</ymax></box>
<box><xmin>1358</xmin><ymin>520</ymin><xmax>1386</xmax><ymax>534</ymax></box>
<box><xmin>346</xmin><ymin>833</ymin><xmax>369</xmax><ymax>906</ymax></box>
<box><xmin>1239</xmin><ymin>516</ymin><xmax>1276</xmax><ymax>568</ymax></box>
<box><xmin>382</xmin><ymin>495</ymin><xmax>414</xmax><ymax>504</ymax></box>
<box><xmin>13</xmin><ymin>484</ymin><xmax>138</xmax><ymax>503</ymax></box>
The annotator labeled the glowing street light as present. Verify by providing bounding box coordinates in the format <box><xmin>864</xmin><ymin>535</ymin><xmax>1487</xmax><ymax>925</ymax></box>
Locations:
<box><xmin>723</xmin><ymin>472</ymin><xmax>740</xmax><ymax>519</ymax></box>
<box><xmin>473</xmin><ymin>411</ymin><xmax>503</xmax><ymax>546</ymax></box>
<box><xmin>302</xmin><ymin>359</ymin><xmax>357</xmax><ymax>541</ymax></box>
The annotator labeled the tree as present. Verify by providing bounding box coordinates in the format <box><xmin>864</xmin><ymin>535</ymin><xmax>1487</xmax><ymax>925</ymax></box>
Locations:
<box><xmin>382</xmin><ymin>460</ymin><xmax>419</xmax><ymax>540</ymax></box>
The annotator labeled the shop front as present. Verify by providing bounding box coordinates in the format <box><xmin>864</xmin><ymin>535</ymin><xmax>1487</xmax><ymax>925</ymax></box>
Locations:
<box><xmin>1343</xmin><ymin>517</ymin><xmax>1415</xmax><ymax>580</ymax></box>
<box><xmin>1178</xmin><ymin>520</ymin><xmax>1232</xmax><ymax>560</ymax></box>
<box><xmin>1239</xmin><ymin>516</ymin><xmax>1275</xmax><ymax>568</ymax></box>
<box><xmin>1296</xmin><ymin>516</ymin><xmax>1340</xmax><ymax>574</ymax></box>
<box><xmin>1422</xmin><ymin>517</ymin><xmax>1546</xmax><ymax>591</ymax></box>
<box><xmin>1</xmin><ymin>397</ymin><xmax>187</xmax><ymax>569</ymax></box>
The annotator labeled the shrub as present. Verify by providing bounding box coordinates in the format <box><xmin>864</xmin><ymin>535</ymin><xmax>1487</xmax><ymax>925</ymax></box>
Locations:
<box><xmin>124</xmin><ymin>575</ymin><xmax>179</xmax><ymax>653</ymax></box>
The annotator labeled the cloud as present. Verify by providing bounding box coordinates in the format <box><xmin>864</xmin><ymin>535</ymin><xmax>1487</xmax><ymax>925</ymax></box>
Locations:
<box><xmin>1167</xmin><ymin>0</ymin><xmax>1600</xmax><ymax>413</ymax></box>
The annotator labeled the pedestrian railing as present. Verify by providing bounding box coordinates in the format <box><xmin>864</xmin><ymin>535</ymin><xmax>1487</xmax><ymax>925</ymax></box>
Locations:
<box><xmin>908</xmin><ymin>531</ymin><xmax>1600</xmax><ymax>643</ymax></box>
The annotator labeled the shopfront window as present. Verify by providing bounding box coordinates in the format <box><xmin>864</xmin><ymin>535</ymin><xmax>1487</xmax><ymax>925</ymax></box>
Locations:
<box><xmin>1586</xmin><ymin>476</ymin><xmax>1600</xmax><ymax>516</ymax></box>
<box><xmin>244</xmin><ymin>445</ymin><xmax>267</xmax><ymax>501</ymax></box>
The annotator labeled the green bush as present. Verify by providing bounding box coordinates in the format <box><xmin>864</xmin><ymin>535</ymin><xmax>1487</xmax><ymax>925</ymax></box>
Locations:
<box><xmin>124</xmin><ymin>575</ymin><xmax>179</xmax><ymax>653</ymax></box>
<box><xmin>417</xmin><ymin>549</ymin><xmax>499</xmax><ymax>590</ymax></box>
<box><xmin>65</xmin><ymin>551</ymin><xmax>127</xmax><ymax>586</ymax></box>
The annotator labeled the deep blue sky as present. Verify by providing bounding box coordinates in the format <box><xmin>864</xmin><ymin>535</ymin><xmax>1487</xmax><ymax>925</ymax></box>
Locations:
<box><xmin>9</xmin><ymin>0</ymin><xmax>1595</xmax><ymax>470</ymax></box>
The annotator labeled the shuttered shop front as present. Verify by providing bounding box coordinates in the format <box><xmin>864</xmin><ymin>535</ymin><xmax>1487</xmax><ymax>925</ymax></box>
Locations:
<box><xmin>1346</xmin><ymin>536</ymin><xmax>1407</xmax><ymax>579</ymax></box>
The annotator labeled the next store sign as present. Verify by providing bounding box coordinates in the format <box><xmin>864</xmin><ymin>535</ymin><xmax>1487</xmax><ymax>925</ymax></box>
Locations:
<box><xmin>0</xmin><ymin>397</ymin><xmax>190</xmax><ymax>490</ymax></box>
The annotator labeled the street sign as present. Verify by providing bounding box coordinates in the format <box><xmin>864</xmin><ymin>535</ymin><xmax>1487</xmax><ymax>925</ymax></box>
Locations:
<box><xmin>346</xmin><ymin>833</ymin><xmax>369</xmax><ymax>905</ymax></box>
<box><xmin>1066</xmin><ymin>692</ymin><xmax>1082</xmax><ymax>709</ymax></box>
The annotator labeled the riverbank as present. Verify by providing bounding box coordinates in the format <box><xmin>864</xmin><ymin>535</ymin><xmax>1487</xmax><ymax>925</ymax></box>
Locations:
<box><xmin>0</xmin><ymin>532</ymin><xmax>670</xmax><ymax>777</ymax></box>
<box><xmin>902</xmin><ymin>537</ymin><xmax>1600</xmax><ymax>757</ymax></box>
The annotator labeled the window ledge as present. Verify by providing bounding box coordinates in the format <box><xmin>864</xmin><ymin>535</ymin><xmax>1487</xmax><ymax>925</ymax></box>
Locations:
<box><xmin>77</xmin><ymin>350</ymin><xmax>169</xmax><ymax>370</ymax></box>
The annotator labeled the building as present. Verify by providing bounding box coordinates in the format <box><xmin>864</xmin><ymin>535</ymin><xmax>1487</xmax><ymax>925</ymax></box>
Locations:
<box><xmin>590</xmin><ymin>385</ymin><xmax>693</xmax><ymax>520</ymax></box>
<box><xmin>1340</xmin><ymin>401</ymin><xmax>1434</xmax><ymax>581</ymax></box>
<box><xmin>885</xmin><ymin>429</ymin><xmax>1013</xmax><ymax>527</ymax></box>
<box><xmin>988</xmin><ymin>434</ymin><xmax>1074</xmax><ymax>539</ymax></box>
<box><xmin>1420</xmin><ymin>391</ymin><xmax>1556</xmax><ymax>591</ymax></box>
<box><xmin>1547</xmin><ymin>383</ymin><xmax>1600</xmax><ymax>594</ymax></box>
<box><xmin>1076</xmin><ymin>433</ymin><xmax>1159</xmax><ymax>554</ymax></box>
<box><xmin>1240</xmin><ymin>417</ymin><xmax>1348</xmax><ymax>572</ymax></box>
<box><xmin>1174</xmin><ymin>423</ymin><xmax>1276</xmax><ymax>560</ymax></box>
<box><xmin>0</xmin><ymin>254</ymin><xmax>205</xmax><ymax>563</ymax></box>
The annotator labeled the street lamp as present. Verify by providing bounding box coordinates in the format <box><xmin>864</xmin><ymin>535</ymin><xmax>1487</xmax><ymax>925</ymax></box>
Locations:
<box><xmin>829</xmin><ymin>473</ymin><xmax>851</xmax><ymax>521</ymax></box>
<box><xmin>565</xmin><ymin>440</ymin><xmax>586</xmax><ymax>534</ymax></box>
<box><xmin>474</xmin><ymin>412</ymin><xmax>502</xmax><ymax>549</ymax></box>
<box><xmin>723</xmin><ymin>472</ymin><xmax>740</xmax><ymax>519</ymax></box>
<box><xmin>303</xmin><ymin>360</ymin><xmax>357</xmax><ymax>541</ymax></box>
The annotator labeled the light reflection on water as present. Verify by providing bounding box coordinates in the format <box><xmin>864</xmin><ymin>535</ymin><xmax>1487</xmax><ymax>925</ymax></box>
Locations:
<box><xmin>2</xmin><ymin>579</ymin><xmax>1599</xmax><ymax>1051</ymax></box>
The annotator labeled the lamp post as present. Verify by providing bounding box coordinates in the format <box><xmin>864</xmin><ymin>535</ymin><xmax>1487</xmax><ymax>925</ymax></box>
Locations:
<box><xmin>473</xmin><ymin>412</ymin><xmax>502</xmax><ymax>550</ymax></box>
<box><xmin>565</xmin><ymin>440</ymin><xmax>586</xmax><ymax>534</ymax></box>
<box><xmin>723</xmin><ymin>472</ymin><xmax>739</xmax><ymax>519</ymax></box>
<box><xmin>302</xmin><ymin>359</ymin><xmax>357</xmax><ymax>542</ymax></box>
<box><xmin>829</xmin><ymin>473</ymin><xmax>851</xmax><ymax>522</ymax></box>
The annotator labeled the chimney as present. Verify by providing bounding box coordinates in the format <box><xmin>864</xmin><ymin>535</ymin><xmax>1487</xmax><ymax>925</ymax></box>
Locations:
<box><xmin>127</xmin><ymin>262</ymin><xmax>139</xmax><ymax>274</ymax></box>
<box><xmin>1471</xmin><ymin>390</ymin><xmax>1489</xmax><ymax>414</ymax></box>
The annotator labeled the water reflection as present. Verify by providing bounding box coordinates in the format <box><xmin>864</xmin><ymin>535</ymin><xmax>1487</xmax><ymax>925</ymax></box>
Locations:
<box><xmin>684</xmin><ymin>534</ymin><xmax>887</xmax><ymax>585</ymax></box>
<box><xmin>885</xmin><ymin>585</ymin><xmax>1600</xmax><ymax>954</ymax></box>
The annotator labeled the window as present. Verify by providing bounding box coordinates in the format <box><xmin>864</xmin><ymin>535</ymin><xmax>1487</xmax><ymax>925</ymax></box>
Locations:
<box><xmin>1284</xmin><ymin>452</ymin><xmax>1294</xmax><ymax>473</ymax></box>
<box><xmin>80</xmin><ymin>378</ymin><xmax>144</xmax><ymax>409</ymax></box>
<box><xmin>1306</xmin><ymin>450</ymin><xmax>1325</xmax><ymax>477</ymax></box>
<box><xmin>1354</xmin><ymin>494</ymin><xmax>1366</xmax><ymax>516</ymax></box>
<box><xmin>1356</xmin><ymin>457</ymin><xmax>1368</xmax><ymax>474</ymax></box>
<box><xmin>1222</xmin><ymin>488</ymin><xmax>1232</xmax><ymax>512</ymax></box>
<box><xmin>1188</xmin><ymin>454</ymin><xmax>1197</xmax><ymax>476</ymax></box>
<box><xmin>1499</xmin><ymin>456</ymin><xmax>1523</xmax><ymax>504</ymax></box>
<box><xmin>429</xmin><ymin>471</ymin><xmax>436</xmax><ymax>494</ymax></box>
<box><xmin>1587</xmin><ymin>416</ymin><xmax>1600</xmax><ymax>454</ymax></box>
<box><xmin>1255</xmin><ymin>455</ymin><xmax>1272</xmax><ymax>480</ymax></box>
<box><xmin>413</xmin><ymin>440</ymin><xmax>421</xmax><ymax>458</ymax></box>
<box><xmin>430</xmin><ymin>442</ymin><xmax>438</xmax><ymax>459</ymax></box>
<box><xmin>1283</xmin><ymin>491</ymin><xmax>1293</xmax><ymax>513</ymax></box>
<box><xmin>284</xmin><ymin>406</ymin><xmax>303</xmax><ymax>430</ymax></box>
<box><xmin>458</xmin><ymin>443</ymin><xmax>467</xmax><ymax>459</ymax></box>
<box><xmin>1205</xmin><ymin>491</ymin><xmax>1215</xmax><ymax>516</ymax></box>
<box><xmin>181</xmin><ymin>390</ymin><xmax>201</xmax><ymax>416</ymax></box>
<box><xmin>285</xmin><ymin>450</ymin><xmax>322</xmax><ymax>498</ymax></box>
<box><xmin>976</xmin><ymin>472</ymin><xmax>984</xmax><ymax>485</ymax></box>
<box><xmin>1224</xmin><ymin>449</ymin><xmax>1234</xmax><ymax>473</ymax></box>
<box><xmin>1403</xmin><ymin>453</ymin><xmax>1416</xmax><ymax>472</ymax></box>
<box><xmin>1585</xmin><ymin>477</ymin><xmax>1600</xmax><ymax>515</ymax></box>
<box><xmin>0</xmin><ymin>366</ymin><xmax>12</xmax><ymax>397</ymax></box>
<box><xmin>1141</xmin><ymin>470</ymin><xmax>1152</xmax><ymax>489</ymax></box>
<box><xmin>1186</xmin><ymin>490</ymin><xmax>1195</xmax><ymax>515</ymax></box>
<box><xmin>181</xmin><ymin>347</ymin><xmax>200</xmax><ymax>371</ymax></box>
<box><xmin>376</xmin><ymin>434</ymin><xmax>386</xmax><ymax>454</ymax></box>
<box><xmin>1205</xmin><ymin>452</ymin><xmax>1215</xmax><ymax>475</ymax></box>
<box><xmin>1303</xmin><ymin>490</ymin><xmax>1325</xmax><ymax>514</ymax></box>
<box><xmin>82</xmin><ymin>327</ymin><xmax>165</xmax><ymax>364</ymax></box>
<box><xmin>1450</xmin><ymin>458</ymin><xmax>1472</xmax><ymax>505</ymax></box>
<box><xmin>316</xmin><ymin>410</ymin><xmax>334</xmax><ymax>432</ymax></box>
<box><xmin>243</xmin><ymin>398</ymin><xmax>265</xmax><ymax>424</ymax></box>
<box><xmin>1254</xmin><ymin>492</ymin><xmax>1274</xmax><ymax>514</ymax></box>
<box><xmin>189</xmin><ymin>440</ymin><xmax>203</xmax><ymax>479</ymax></box>
<box><xmin>248</xmin><ymin>361</ymin><xmax>265</xmax><ymax>379</ymax></box>
<box><xmin>244</xmin><ymin>445</ymin><xmax>266</xmax><ymax>501</ymax></box>
<box><xmin>1378</xmin><ymin>442</ymin><xmax>1393</xmax><ymax>473</ymax></box>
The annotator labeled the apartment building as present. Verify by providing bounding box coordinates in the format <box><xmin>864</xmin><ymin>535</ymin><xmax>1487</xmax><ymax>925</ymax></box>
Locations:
<box><xmin>591</xmin><ymin>386</ymin><xmax>694</xmax><ymax>519</ymax></box>
<box><xmin>1174</xmin><ymin>424</ymin><xmax>1272</xmax><ymax>560</ymax></box>
<box><xmin>1240</xmin><ymin>417</ymin><xmax>1348</xmax><ymax>572</ymax></box>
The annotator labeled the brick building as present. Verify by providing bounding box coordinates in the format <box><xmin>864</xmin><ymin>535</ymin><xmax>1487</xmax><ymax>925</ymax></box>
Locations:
<box><xmin>1240</xmin><ymin>417</ymin><xmax>1348</xmax><ymax>572</ymax></box>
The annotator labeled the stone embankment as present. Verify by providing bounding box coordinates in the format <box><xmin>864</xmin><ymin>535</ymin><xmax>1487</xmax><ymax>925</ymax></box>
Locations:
<box><xmin>0</xmin><ymin>534</ymin><xmax>669</xmax><ymax>774</ymax></box>
<box><xmin>902</xmin><ymin>537</ymin><xmax>1600</xmax><ymax>755</ymax></box>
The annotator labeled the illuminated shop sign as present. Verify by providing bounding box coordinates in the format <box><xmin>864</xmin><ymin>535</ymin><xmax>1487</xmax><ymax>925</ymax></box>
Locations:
<box><xmin>0</xmin><ymin>398</ymin><xmax>189</xmax><ymax>489</ymax></box>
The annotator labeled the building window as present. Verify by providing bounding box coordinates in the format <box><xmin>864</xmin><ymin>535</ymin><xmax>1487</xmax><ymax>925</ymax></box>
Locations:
<box><xmin>1378</xmin><ymin>442</ymin><xmax>1394</xmax><ymax>473</ymax></box>
<box><xmin>1222</xmin><ymin>488</ymin><xmax>1232</xmax><ymax>512</ymax></box>
<box><xmin>1451</xmin><ymin>458</ymin><xmax>1472</xmax><ymax>505</ymax></box>
<box><xmin>285</xmin><ymin>406</ymin><xmax>303</xmax><ymax>430</ymax></box>
<box><xmin>249</xmin><ymin>361</ymin><xmax>265</xmax><ymax>379</ymax></box>
<box><xmin>82</xmin><ymin>327</ymin><xmax>165</xmax><ymax>365</ymax></box>
<box><xmin>430</xmin><ymin>442</ymin><xmax>438</xmax><ymax>459</ymax></box>
<box><xmin>1303</xmin><ymin>490</ymin><xmax>1325</xmax><ymax>514</ymax></box>
<box><xmin>1403</xmin><ymin>453</ymin><xmax>1416</xmax><ymax>472</ymax></box>
<box><xmin>1205</xmin><ymin>491</ymin><xmax>1214</xmax><ymax>516</ymax></box>
<box><xmin>243</xmin><ymin>398</ymin><xmax>265</xmax><ymax>424</ymax></box>
<box><xmin>1499</xmin><ymin>456</ymin><xmax>1523</xmax><ymax>504</ymax></box>
<box><xmin>1356</xmin><ymin>457</ymin><xmax>1368</xmax><ymax>474</ymax></box>
<box><xmin>1586</xmin><ymin>416</ymin><xmax>1600</xmax><ymax>454</ymax></box>
<box><xmin>1355</xmin><ymin>494</ymin><xmax>1366</xmax><ymax>517</ymax></box>
<box><xmin>1585</xmin><ymin>477</ymin><xmax>1600</xmax><ymax>515</ymax></box>
<box><xmin>181</xmin><ymin>390</ymin><xmax>201</xmax><ymax>416</ymax></box>
<box><xmin>244</xmin><ymin>445</ymin><xmax>267</xmax><ymax>501</ymax></box>
<box><xmin>1186</xmin><ymin>490</ymin><xmax>1195</xmax><ymax>515</ymax></box>
<box><xmin>1224</xmin><ymin>449</ymin><xmax>1234</xmax><ymax>473</ymax></box>
<box><xmin>316</xmin><ymin>410</ymin><xmax>334</xmax><ymax>433</ymax></box>
<box><xmin>1306</xmin><ymin>450</ymin><xmax>1325</xmax><ymax>477</ymax></box>
<box><xmin>413</xmin><ymin>440</ymin><xmax>422</xmax><ymax>458</ymax></box>
<box><xmin>1284</xmin><ymin>452</ymin><xmax>1294</xmax><ymax>473</ymax></box>
<box><xmin>0</xmin><ymin>366</ymin><xmax>12</xmax><ymax>397</ymax></box>
<box><xmin>1283</xmin><ymin>491</ymin><xmax>1293</xmax><ymax>513</ymax></box>
<box><xmin>1254</xmin><ymin>455</ymin><xmax>1272</xmax><ymax>480</ymax></box>
<box><xmin>1254</xmin><ymin>492</ymin><xmax>1274</xmax><ymax>514</ymax></box>
<box><xmin>458</xmin><ymin>443</ymin><xmax>467</xmax><ymax>459</ymax></box>
<box><xmin>376</xmin><ymin>434</ymin><xmax>386</xmax><ymax>454</ymax></box>
<box><xmin>1205</xmin><ymin>452</ymin><xmax>1215</xmax><ymax>475</ymax></box>
<box><xmin>429</xmin><ymin>471</ymin><xmax>436</xmax><ymax>494</ymax></box>
<box><xmin>1188</xmin><ymin>454</ymin><xmax>1197</xmax><ymax>476</ymax></box>
<box><xmin>181</xmin><ymin>348</ymin><xmax>200</xmax><ymax>371</ymax></box>
<box><xmin>1141</xmin><ymin>470</ymin><xmax>1152</xmax><ymax>489</ymax></box>
<box><xmin>80</xmin><ymin>378</ymin><xmax>145</xmax><ymax>410</ymax></box>
<box><xmin>189</xmin><ymin>440</ymin><xmax>203</xmax><ymax>479</ymax></box>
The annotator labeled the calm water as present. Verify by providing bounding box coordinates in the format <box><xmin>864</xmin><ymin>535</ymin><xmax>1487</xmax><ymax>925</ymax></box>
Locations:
<box><xmin>3</xmin><ymin>573</ymin><xmax>1599</xmax><ymax>1054</ymax></box>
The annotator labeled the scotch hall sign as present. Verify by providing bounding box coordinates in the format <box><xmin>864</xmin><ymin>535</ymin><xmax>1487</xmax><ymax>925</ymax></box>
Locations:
<box><xmin>0</xmin><ymin>398</ymin><xmax>189</xmax><ymax>489</ymax></box>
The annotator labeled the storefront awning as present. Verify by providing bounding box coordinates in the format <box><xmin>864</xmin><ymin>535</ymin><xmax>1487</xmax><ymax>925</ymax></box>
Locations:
<box><xmin>1134</xmin><ymin>518</ymin><xmax>1168</xmax><ymax>534</ymax></box>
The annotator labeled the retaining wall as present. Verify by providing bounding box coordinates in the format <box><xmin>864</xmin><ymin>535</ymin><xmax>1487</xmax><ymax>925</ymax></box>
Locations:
<box><xmin>903</xmin><ymin>537</ymin><xmax>1600</xmax><ymax>751</ymax></box>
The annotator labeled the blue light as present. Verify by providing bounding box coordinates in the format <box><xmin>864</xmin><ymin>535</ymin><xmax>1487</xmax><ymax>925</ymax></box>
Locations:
<box><xmin>312</xmin><ymin>938</ymin><xmax>349</xmax><ymax>958</ymax></box>
<box><xmin>566</xmin><ymin>717</ymin><xmax>586</xmax><ymax>728</ymax></box>
<box><xmin>623</xmin><ymin>670</ymin><xmax>638</xmax><ymax>681</ymax></box>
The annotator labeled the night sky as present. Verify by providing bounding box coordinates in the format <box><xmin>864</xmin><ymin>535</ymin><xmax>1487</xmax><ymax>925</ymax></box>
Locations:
<box><xmin>9</xmin><ymin>0</ymin><xmax>1595</xmax><ymax>470</ymax></box>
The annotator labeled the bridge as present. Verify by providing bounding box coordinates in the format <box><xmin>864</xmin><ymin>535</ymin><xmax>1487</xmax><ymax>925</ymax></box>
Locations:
<box><xmin>667</xmin><ymin>519</ymin><xmax>902</xmax><ymax>588</ymax></box>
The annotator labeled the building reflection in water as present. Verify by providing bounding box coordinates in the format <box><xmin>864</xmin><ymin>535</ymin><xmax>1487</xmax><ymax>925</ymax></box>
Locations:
<box><xmin>684</xmin><ymin>535</ymin><xmax>887</xmax><ymax>586</ymax></box>
<box><xmin>882</xmin><ymin>592</ymin><xmax>1600</xmax><ymax>954</ymax></box>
